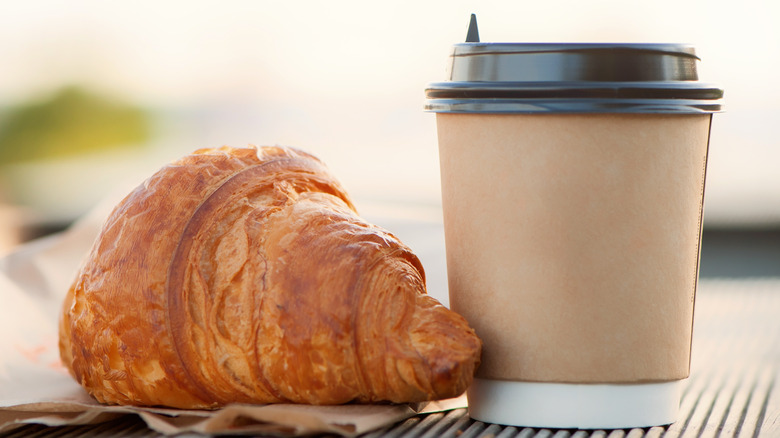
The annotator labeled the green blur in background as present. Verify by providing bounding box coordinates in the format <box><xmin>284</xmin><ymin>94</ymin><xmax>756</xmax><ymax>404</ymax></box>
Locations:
<box><xmin>0</xmin><ymin>86</ymin><xmax>150</xmax><ymax>164</ymax></box>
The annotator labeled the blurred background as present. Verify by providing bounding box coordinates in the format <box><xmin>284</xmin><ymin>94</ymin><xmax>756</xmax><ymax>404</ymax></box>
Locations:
<box><xmin>0</xmin><ymin>1</ymin><xmax>778</xmax><ymax>289</ymax></box>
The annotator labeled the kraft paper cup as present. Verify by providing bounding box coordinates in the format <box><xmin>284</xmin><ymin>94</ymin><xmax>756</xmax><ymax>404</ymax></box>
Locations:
<box><xmin>425</xmin><ymin>18</ymin><xmax>723</xmax><ymax>430</ymax></box>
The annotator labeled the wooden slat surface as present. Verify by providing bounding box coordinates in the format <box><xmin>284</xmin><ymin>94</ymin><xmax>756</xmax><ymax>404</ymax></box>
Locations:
<box><xmin>2</xmin><ymin>279</ymin><xmax>778</xmax><ymax>438</ymax></box>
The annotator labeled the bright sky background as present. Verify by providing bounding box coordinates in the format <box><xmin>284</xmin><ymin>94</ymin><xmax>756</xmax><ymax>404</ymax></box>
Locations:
<box><xmin>0</xmin><ymin>0</ymin><xmax>779</xmax><ymax>226</ymax></box>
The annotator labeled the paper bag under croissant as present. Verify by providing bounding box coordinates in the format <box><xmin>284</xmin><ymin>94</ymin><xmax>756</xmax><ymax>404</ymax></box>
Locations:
<box><xmin>436</xmin><ymin>113</ymin><xmax>711</xmax><ymax>384</ymax></box>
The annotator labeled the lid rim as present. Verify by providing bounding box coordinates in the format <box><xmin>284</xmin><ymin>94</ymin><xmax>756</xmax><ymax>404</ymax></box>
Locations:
<box><xmin>423</xmin><ymin>99</ymin><xmax>724</xmax><ymax>114</ymax></box>
<box><xmin>450</xmin><ymin>42</ymin><xmax>700</xmax><ymax>59</ymax></box>
<box><xmin>426</xmin><ymin>81</ymin><xmax>725</xmax><ymax>102</ymax></box>
<box><xmin>426</xmin><ymin>80</ymin><xmax>724</xmax><ymax>88</ymax></box>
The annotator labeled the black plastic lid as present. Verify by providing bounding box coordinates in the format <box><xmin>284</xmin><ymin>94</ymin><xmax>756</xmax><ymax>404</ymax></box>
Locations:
<box><xmin>425</xmin><ymin>17</ymin><xmax>724</xmax><ymax>114</ymax></box>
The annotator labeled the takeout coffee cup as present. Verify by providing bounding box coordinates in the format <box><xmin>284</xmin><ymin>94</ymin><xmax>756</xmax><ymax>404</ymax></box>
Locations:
<box><xmin>425</xmin><ymin>18</ymin><xmax>724</xmax><ymax>429</ymax></box>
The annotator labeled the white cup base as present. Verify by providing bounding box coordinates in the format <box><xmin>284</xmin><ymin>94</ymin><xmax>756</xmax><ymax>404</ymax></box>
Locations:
<box><xmin>467</xmin><ymin>377</ymin><xmax>683</xmax><ymax>429</ymax></box>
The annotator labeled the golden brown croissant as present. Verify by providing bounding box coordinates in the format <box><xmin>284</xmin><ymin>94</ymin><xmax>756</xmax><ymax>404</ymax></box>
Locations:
<box><xmin>58</xmin><ymin>145</ymin><xmax>481</xmax><ymax>409</ymax></box>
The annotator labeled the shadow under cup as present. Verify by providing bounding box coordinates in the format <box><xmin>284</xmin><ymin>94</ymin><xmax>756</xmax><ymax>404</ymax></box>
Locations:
<box><xmin>425</xmin><ymin>44</ymin><xmax>724</xmax><ymax>429</ymax></box>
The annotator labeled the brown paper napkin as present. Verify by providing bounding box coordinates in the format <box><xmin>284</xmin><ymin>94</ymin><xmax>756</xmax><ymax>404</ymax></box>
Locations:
<box><xmin>1</xmin><ymin>395</ymin><xmax>467</xmax><ymax>436</ymax></box>
<box><xmin>0</xmin><ymin>197</ymin><xmax>466</xmax><ymax>436</ymax></box>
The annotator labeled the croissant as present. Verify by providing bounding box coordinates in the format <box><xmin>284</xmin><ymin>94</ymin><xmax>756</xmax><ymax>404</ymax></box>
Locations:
<box><xmin>58</xmin><ymin>145</ymin><xmax>481</xmax><ymax>409</ymax></box>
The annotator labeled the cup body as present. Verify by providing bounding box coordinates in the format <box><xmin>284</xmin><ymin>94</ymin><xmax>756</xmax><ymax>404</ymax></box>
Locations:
<box><xmin>426</xmin><ymin>42</ymin><xmax>723</xmax><ymax>428</ymax></box>
<box><xmin>436</xmin><ymin>113</ymin><xmax>711</xmax><ymax>428</ymax></box>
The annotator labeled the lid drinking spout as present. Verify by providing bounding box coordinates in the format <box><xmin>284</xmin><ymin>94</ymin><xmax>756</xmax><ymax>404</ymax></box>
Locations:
<box><xmin>466</xmin><ymin>14</ymin><xmax>480</xmax><ymax>43</ymax></box>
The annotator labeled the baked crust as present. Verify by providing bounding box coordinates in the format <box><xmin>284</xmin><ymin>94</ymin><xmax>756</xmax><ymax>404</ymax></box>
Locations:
<box><xmin>59</xmin><ymin>145</ymin><xmax>481</xmax><ymax>408</ymax></box>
